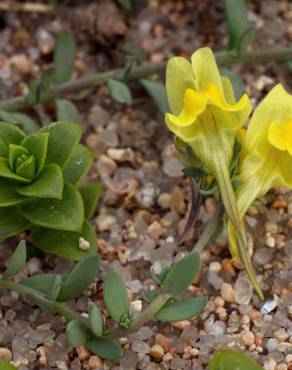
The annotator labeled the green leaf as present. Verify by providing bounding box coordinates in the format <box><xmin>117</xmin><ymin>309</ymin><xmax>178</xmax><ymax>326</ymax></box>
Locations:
<box><xmin>56</xmin><ymin>99</ymin><xmax>80</xmax><ymax>123</ymax></box>
<box><xmin>66</xmin><ymin>319</ymin><xmax>87</xmax><ymax>347</ymax></box>
<box><xmin>117</xmin><ymin>0</ymin><xmax>132</xmax><ymax>11</ymax></box>
<box><xmin>46</xmin><ymin>275</ymin><xmax>63</xmax><ymax>300</ymax></box>
<box><xmin>88</xmin><ymin>301</ymin><xmax>103</xmax><ymax>337</ymax></box>
<box><xmin>21</xmin><ymin>273</ymin><xmax>66</xmax><ymax>294</ymax></box>
<box><xmin>15</xmin><ymin>155</ymin><xmax>36</xmax><ymax>179</ymax></box>
<box><xmin>26</xmin><ymin>80</ymin><xmax>41</xmax><ymax>105</ymax></box>
<box><xmin>0</xmin><ymin>122</ymin><xmax>25</xmax><ymax>156</ymax></box>
<box><xmin>0</xmin><ymin>180</ymin><xmax>25</xmax><ymax>207</ymax></box>
<box><xmin>143</xmin><ymin>290</ymin><xmax>159</xmax><ymax>304</ymax></box>
<box><xmin>79</xmin><ymin>182</ymin><xmax>102</xmax><ymax>219</ymax></box>
<box><xmin>31</xmin><ymin>219</ymin><xmax>97</xmax><ymax>260</ymax></box>
<box><xmin>9</xmin><ymin>144</ymin><xmax>29</xmax><ymax>170</ymax></box>
<box><xmin>63</xmin><ymin>144</ymin><xmax>93</xmax><ymax>185</ymax></box>
<box><xmin>20</xmin><ymin>182</ymin><xmax>84</xmax><ymax>231</ymax></box>
<box><xmin>103</xmin><ymin>270</ymin><xmax>130</xmax><ymax>327</ymax></box>
<box><xmin>0</xmin><ymin>157</ymin><xmax>31</xmax><ymax>183</ymax></box>
<box><xmin>220</xmin><ymin>67</ymin><xmax>245</xmax><ymax>100</ymax></box>
<box><xmin>209</xmin><ymin>349</ymin><xmax>264</xmax><ymax>370</ymax></box>
<box><xmin>0</xmin><ymin>360</ymin><xmax>18</xmax><ymax>370</ymax></box>
<box><xmin>86</xmin><ymin>337</ymin><xmax>123</xmax><ymax>361</ymax></box>
<box><xmin>0</xmin><ymin>111</ymin><xmax>39</xmax><ymax>134</ymax></box>
<box><xmin>162</xmin><ymin>252</ymin><xmax>200</xmax><ymax>296</ymax></box>
<box><xmin>17</xmin><ymin>164</ymin><xmax>63</xmax><ymax>199</ymax></box>
<box><xmin>139</xmin><ymin>78</ymin><xmax>169</xmax><ymax>113</ymax></box>
<box><xmin>21</xmin><ymin>133</ymin><xmax>49</xmax><ymax>176</ymax></box>
<box><xmin>155</xmin><ymin>296</ymin><xmax>207</xmax><ymax>322</ymax></box>
<box><xmin>54</xmin><ymin>32</ymin><xmax>76</xmax><ymax>84</ymax></box>
<box><xmin>40</xmin><ymin>122</ymin><xmax>82</xmax><ymax>168</ymax></box>
<box><xmin>3</xmin><ymin>240</ymin><xmax>26</xmax><ymax>278</ymax></box>
<box><xmin>107</xmin><ymin>79</ymin><xmax>132</xmax><ymax>104</ymax></box>
<box><xmin>224</xmin><ymin>0</ymin><xmax>255</xmax><ymax>51</ymax></box>
<box><xmin>0</xmin><ymin>206</ymin><xmax>30</xmax><ymax>239</ymax></box>
<box><xmin>57</xmin><ymin>254</ymin><xmax>100</xmax><ymax>301</ymax></box>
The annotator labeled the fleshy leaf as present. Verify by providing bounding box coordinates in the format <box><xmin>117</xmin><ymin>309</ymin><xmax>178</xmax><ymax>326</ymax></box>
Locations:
<box><xmin>3</xmin><ymin>240</ymin><xmax>26</xmax><ymax>278</ymax></box>
<box><xmin>20</xmin><ymin>183</ymin><xmax>84</xmax><ymax>231</ymax></box>
<box><xmin>0</xmin><ymin>180</ymin><xmax>25</xmax><ymax>207</ymax></box>
<box><xmin>63</xmin><ymin>144</ymin><xmax>93</xmax><ymax>185</ymax></box>
<box><xmin>66</xmin><ymin>320</ymin><xmax>87</xmax><ymax>347</ymax></box>
<box><xmin>56</xmin><ymin>99</ymin><xmax>80</xmax><ymax>123</ymax></box>
<box><xmin>21</xmin><ymin>273</ymin><xmax>66</xmax><ymax>294</ymax></box>
<box><xmin>209</xmin><ymin>349</ymin><xmax>264</xmax><ymax>370</ymax></box>
<box><xmin>57</xmin><ymin>254</ymin><xmax>100</xmax><ymax>301</ymax></box>
<box><xmin>21</xmin><ymin>132</ymin><xmax>49</xmax><ymax>176</ymax></box>
<box><xmin>0</xmin><ymin>206</ymin><xmax>31</xmax><ymax>239</ymax></box>
<box><xmin>0</xmin><ymin>157</ymin><xmax>31</xmax><ymax>183</ymax></box>
<box><xmin>40</xmin><ymin>122</ymin><xmax>82</xmax><ymax>168</ymax></box>
<box><xmin>103</xmin><ymin>270</ymin><xmax>130</xmax><ymax>327</ymax></box>
<box><xmin>31</xmin><ymin>219</ymin><xmax>97</xmax><ymax>260</ymax></box>
<box><xmin>79</xmin><ymin>182</ymin><xmax>102</xmax><ymax>219</ymax></box>
<box><xmin>0</xmin><ymin>360</ymin><xmax>18</xmax><ymax>370</ymax></box>
<box><xmin>86</xmin><ymin>337</ymin><xmax>123</xmax><ymax>361</ymax></box>
<box><xmin>54</xmin><ymin>32</ymin><xmax>76</xmax><ymax>85</ymax></box>
<box><xmin>107</xmin><ymin>79</ymin><xmax>132</xmax><ymax>104</ymax></box>
<box><xmin>8</xmin><ymin>144</ymin><xmax>29</xmax><ymax>171</ymax></box>
<box><xmin>139</xmin><ymin>78</ymin><xmax>169</xmax><ymax>113</ymax></box>
<box><xmin>0</xmin><ymin>122</ymin><xmax>25</xmax><ymax>157</ymax></box>
<box><xmin>162</xmin><ymin>252</ymin><xmax>200</xmax><ymax>296</ymax></box>
<box><xmin>155</xmin><ymin>296</ymin><xmax>207</xmax><ymax>322</ymax></box>
<box><xmin>46</xmin><ymin>275</ymin><xmax>63</xmax><ymax>300</ymax></box>
<box><xmin>15</xmin><ymin>155</ymin><xmax>36</xmax><ymax>179</ymax></box>
<box><xmin>88</xmin><ymin>301</ymin><xmax>104</xmax><ymax>337</ymax></box>
<box><xmin>0</xmin><ymin>111</ymin><xmax>39</xmax><ymax>134</ymax></box>
<box><xmin>17</xmin><ymin>164</ymin><xmax>64</xmax><ymax>199</ymax></box>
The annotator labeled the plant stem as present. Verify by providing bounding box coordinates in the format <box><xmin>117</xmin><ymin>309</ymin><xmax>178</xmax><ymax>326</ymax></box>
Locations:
<box><xmin>193</xmin><ymin>201</ymin><xmax>224</xmax><ymax>253</ymax></box>
<box><xmin>0</xmin><ymin>276</ymin><xmax>171</xmax><ymax>340</ymax></box>
<box><xmin>106</xmin><ymin>294</ymin><xmax>171</xmax><ymax>339</ymax></box>
<box><xmin>0</xmin><ymin>45</ymin><xmax>292</xmax><ymax>111</ymax></box>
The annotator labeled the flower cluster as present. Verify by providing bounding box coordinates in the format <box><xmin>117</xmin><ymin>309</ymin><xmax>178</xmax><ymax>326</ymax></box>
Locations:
<box><xmin>165</xmin><ymin>47</ymin><xmax>292</xmax><ymax>299</ymax></box>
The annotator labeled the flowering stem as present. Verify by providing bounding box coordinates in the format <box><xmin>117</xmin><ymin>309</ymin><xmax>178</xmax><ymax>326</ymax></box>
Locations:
<box><xmin>0</xmin><ymin>45</ymin><xmax>292</xmax><ymax>111</ymax></box>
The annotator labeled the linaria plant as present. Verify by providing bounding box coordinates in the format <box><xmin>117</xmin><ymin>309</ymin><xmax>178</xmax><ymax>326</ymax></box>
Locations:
<box><xmin>0</xmin><ymin>121</ymin><xmax>101</xmax><ymax>260</ymax></box>
<box><xmin>164</xmin><ymin>47</ymin><xmax>264</xmax><ymax>298</ymax></box>
<box><xmin>0</xmin><ymin>241</ymin><xmax>207</xmax><ymax>361</ymax></box>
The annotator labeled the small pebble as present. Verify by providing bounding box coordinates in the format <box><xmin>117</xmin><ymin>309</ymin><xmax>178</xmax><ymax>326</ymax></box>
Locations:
<box><xmin>95</xmin><ymin>215</ymin><xmax>116</xmax><ymax>231</ymax></box>
<box><xmin>220</xmin><ymin>283</ymin><xmax>236</xmax><ymax>303</ymax></box>
<box><xmin>79</xmin><ymin>237</ymin><xmax>90</xmax><ymax>250</ymax></box>
<box><xmin>76</xmin><ymin>346</ymin><xmax>91</xmax><ymax>361</ymax></box>
<box><xmin>209</xmin><ymin>261</ymin><xmax>222</xmax><ymax>273</ymax></box>
<box><xmin>274</xmin><ymin>328</ymin><xmax>288</xmax><ymax>342</ymax></box>
<box><xmin>88</xmin><ymin>355</ymin><xmax>103</xmax><ymax>369</ymax></box>
<box><xmin>150</xmin><ymin>344</ymin><xmax>164</xmax><ymax>361</ymax></box>
<box><xmin>171</xmin><ymin>320</ymin><xmax>191</xmax><ymax>329</ymax></box>
<box><xmin>264</xmin><ymin>357</ymin><xmax>277</xmax><ymax>370</ymax></box>
<box><xmin>155</xmin><ymin>334</ymin><xmax>169</xmax><ymax>352</ymax></box>
<box><xmin>241</xmin><ymin>331</ymin><xmax>255</xmax><ymax>346</ymax></box>
<box><xmin>266</xmin><ymin>338</ymin><xmax>279</xmax><ymax>352</ymax></box>
<box><xmin>0</xmin><ymin>347</ymin><xmax>12</xmax><ymax>361</ymax></box>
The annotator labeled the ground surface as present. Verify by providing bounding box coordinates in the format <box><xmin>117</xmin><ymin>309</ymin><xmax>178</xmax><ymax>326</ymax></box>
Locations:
<box><xmin>0</xmin><ymin>1</ymin><xmax>291</xmax><ymax>369</ymax></box>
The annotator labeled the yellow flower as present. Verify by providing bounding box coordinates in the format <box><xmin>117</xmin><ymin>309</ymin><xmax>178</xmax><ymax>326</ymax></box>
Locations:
<box><xmin>228</xmin><ymin>84</ymin><xmax>292</xmax><ymax>285</ymax></box>
<box><xmin>164</xmin><ymin>47</ymin><xmax>263</xmax><ymax>298</ymax></box>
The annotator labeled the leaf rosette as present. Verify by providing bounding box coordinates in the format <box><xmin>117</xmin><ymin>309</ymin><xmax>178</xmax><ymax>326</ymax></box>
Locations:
<box><xmin>0</xmin><ymin>121</ymin><xmax>101</xmax><ymax>259</ymax></box>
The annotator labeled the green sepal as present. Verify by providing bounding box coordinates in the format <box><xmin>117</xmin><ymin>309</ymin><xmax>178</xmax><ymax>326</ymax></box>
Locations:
<box><xmin>63</xmin><ymin>144</ymin><xmax>93</xmax><ymax>185</ymax></box>
<box><xmin>0</xmin><ymin>122</ymin><xmax>25</xmax><ymax>157</ymax></box>
<box><xmin>79</xmin><ymin>182</ymin><xmax>102</xmax><ymax>219</ymax></box>
<box><xmin>8</xmin><ymin>144</ymin><xmax>29</xmax><ymax>171</ymax></box>
<box><xmin>57</xmin><ymin>254</ymin><xmax>100</xmax><ymax>301</ymax></box>
<box><xmin>40</xmin><ymin>122</ymin><xmax>82</xmax><ymax>168</ymax></box>
<box><xmin>162</xmin><ymin>252</ymin><xmax>200</xmax><ymax>296</ymax></box>
<box><xmin>86</xmin><ymin>337</ymin><xmax>123</xmax><ymax>361</ymax></box>
<box><xmin>103</xmin><ymin>270</ymin><xmax>131</xmax><ymax>328</ymax></box>
<box><xmin>88</xmin><ymin>301</ymin><xmax>104</xmax><ymax>337</ymax></box>
<box><xmin>31</xmin><ymin>219</ymin><xmax>97</xmax><ymax>260</ymax></box>
<box><xmin>0</xmin><ymin>206</ymin><xmax>31</xmax><ymax>240</ymax></box>
<box><xmin>3</xmin><ymin>240</ymin><xmax>26</xmax><ymax>278</ymax></box>
<box><xmin>17</xmin><ymin>164</ymin><xmax>64</xmax><ymax>199</ymax></box>
<box><xmin>0</xmin><ymin>180</ymin><xmax>26</xmax><ymax>207</ymax></box>
<box><xmin>0</xmin><ymin>157</ymin><xmax>31</xmax><ymax>183</ymax></box>
<box><xmin>209</xmin><ymin>349</ymin><xmax>264</xmax><ymax>370</ymax></box>
<box><xmin>21</xmin><ymin>132</ymin><xmax>49</xmax><ymax>176</ymax></box>
<box><xmin>66</xmin><ymin>319</ymin><xmax>87</xmax><ymax>348</ymax></box>
<box><xmin>155</xmin><ymin>296</ymin><xmax>207</xmax><ymax>322</ymax></box>
<box><xmin>20</xmin><ymin>182</ymin><xmax>84</xmax><ymax>231</ymax></box>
